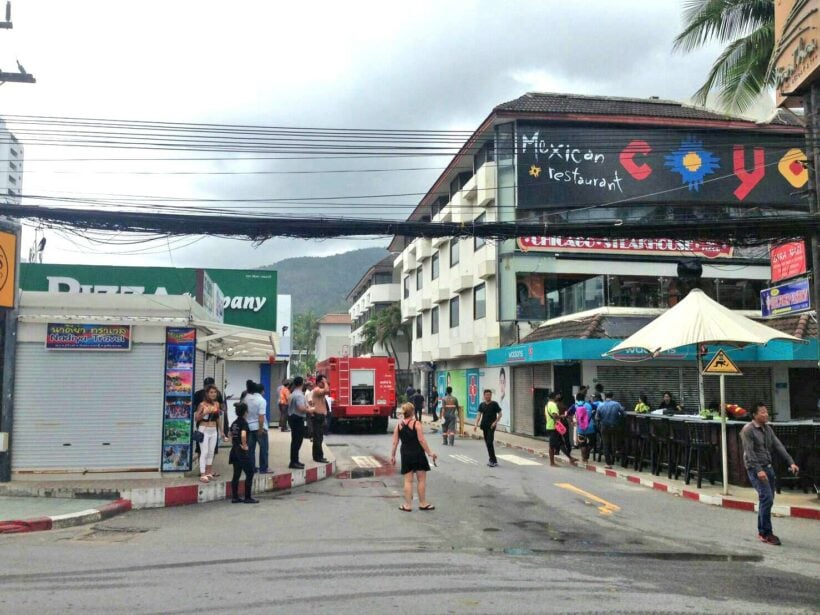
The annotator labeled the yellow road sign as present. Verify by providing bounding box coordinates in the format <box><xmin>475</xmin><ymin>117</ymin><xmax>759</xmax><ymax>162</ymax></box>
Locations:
<box><xmin>702</xmin><ymin>349</ymin><xmax>742</xmax><ymax>375</ymax></box>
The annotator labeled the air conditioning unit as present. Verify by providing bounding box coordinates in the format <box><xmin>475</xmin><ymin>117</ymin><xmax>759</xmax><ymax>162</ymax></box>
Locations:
<box><xmin>477</xmin><ymin>260</ymin><xmax>495</xmax><ymax>279</ymax></box>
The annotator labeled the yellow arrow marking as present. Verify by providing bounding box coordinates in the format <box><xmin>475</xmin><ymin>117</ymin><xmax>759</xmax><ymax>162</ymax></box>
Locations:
<box><xmin>555</xmin><ymin>482</ymin><xmax>621</xmax><ymax>516</ymax></box>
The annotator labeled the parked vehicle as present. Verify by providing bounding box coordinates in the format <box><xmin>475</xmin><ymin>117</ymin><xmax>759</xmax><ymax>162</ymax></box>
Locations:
<box><xmin>315</xmin><ymin>356</ymin><xmax>396</xmax><ymax>433</ymax></box>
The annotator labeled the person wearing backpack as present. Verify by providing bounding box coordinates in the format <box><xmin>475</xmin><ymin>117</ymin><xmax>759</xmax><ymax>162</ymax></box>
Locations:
<box><xmin>573</xmin><ymin>393</ymin><xmax>595</xmax><ymax>463</ymax></box>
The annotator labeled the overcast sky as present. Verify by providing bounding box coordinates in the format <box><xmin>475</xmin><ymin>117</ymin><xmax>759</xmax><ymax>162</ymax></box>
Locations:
<box><xmin>0</xmin><ymin>0</ymin><xmax>766</xmax><ymax>269</ymax></box>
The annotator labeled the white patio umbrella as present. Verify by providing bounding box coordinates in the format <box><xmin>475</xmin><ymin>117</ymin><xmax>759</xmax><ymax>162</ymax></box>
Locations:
<box><xmin>605</xmin><ymin>288</ymin><xmax>803</xmax><ymax>494</ymax></box>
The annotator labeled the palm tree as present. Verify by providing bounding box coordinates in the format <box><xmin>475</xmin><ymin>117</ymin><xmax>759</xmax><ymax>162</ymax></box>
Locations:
<box><xmin>370</xmin><ymin>305</ymin><xmax>410</xmax><ymax>371</ymax></box>
<box><xmin>673</xmin><ymin>0</ymin><xmax>775</xmax><ymax>112</ymax></box>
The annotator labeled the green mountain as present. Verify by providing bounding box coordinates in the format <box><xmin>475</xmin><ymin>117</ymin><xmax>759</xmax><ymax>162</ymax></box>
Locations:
<box><xmin>263</xmin><ymin>246</ymin><xmax>390</xmax><ymax>316</ymax></box>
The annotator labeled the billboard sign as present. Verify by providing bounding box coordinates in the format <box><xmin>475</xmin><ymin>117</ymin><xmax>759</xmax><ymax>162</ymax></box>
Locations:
<box><xmin>516</xmin><ymin>125</ymin><xmax>807</xmax><ymax>210</ymax></box>
<box><xmin>46</xmin><ymin>323</ymin><xmax>132</xmax><ymax>351</ymax></box>
<box><xmin>761</xmin><ymin>277</ymin><xmax>812</xmax><ymax>317</ymax></box>
<box><xmin>0</xmin><ymin>230</ymin><xmax>17</xmax><ymax>309</ymax></box>
<box><xmin>774</xmin><ymin>0</ymin><xmax>820</xmax><ymax>106</ymax></box>
<box><xmin>518</xmin><ymin>236</ymin><xmax>734</xmax><ymax>259</ymax></box>
<box><xmin>20</xmin><ymin>263</ymin><xmax>276</xmax><ymax>331</ymax></box>
<box><xmin>162</xmin><ymin>327</ymin><xmax>197</xmax><ymax>472</ymax></box>
<box><xmin>770</xmin><ymin>240</ymin><xmax>807</xmax><ymax>283</ymax></box>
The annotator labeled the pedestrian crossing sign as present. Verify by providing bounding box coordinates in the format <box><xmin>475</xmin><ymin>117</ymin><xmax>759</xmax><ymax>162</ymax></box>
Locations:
<box><xmin>702</xmin><ymin>349</ymin><xmax>742</xmax><ymax>375</ymax></box>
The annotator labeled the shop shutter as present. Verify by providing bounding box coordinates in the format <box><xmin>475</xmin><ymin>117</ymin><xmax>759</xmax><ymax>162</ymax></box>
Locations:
<box><xmin>12</xmin><ymin>343</ymin><xmax>165</xmax><ymax>472</ymax></box>
<box><xmin>597</xmin><ymin>364</ymin><xmax>772</xmax><ymax>413</ymax></box>
<box><xmin>533</xmin><ymin>364</ymin><xmax>551</xmax><ymax>389</ymax></box>
<box><xmin>512</xmin><ymin>366</ymin><xmax>533</xmax><ymax>435</ymax></box>
<box><xmin>195</xmin><ymin>349</ymin><xmax>206</xmax><ymax>391</ymax></box>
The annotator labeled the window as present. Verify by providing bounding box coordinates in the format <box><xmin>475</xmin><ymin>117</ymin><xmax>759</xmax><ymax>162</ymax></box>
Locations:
<box><xmin>449</xmin><ymin>296</ymin><xmax>460</xmax><ymax>328</ymax></box>
<box><xmin>431</xmin><ymin>252</ymin><xmax>439</xmax><ymax>280</ymax></box>
<box><xmin>373</xmin><ymin>272</ymin><xmax>392</xmax><ymax>285</ymax></box>
<box><xmin>474</xmin><ymin>212</ymin><xmax>486</xmax><ymax>251</ymax></box>
<box><xmin>416</xmin><ymin>315</ymin><xmax>422</xmax><ymax>338</ymax></box>
<box><xmin>450</xmin><ymin>239</ymin><xmax>459</xmax><ymax>267</ymax></box>
<box><xmin>416</xmin><ymin>267</ymin><xmax>422</xmax><ymax>291</ymax></box>
<box><xmin>403</xmin><ymin>276</ymin><xmax>410</xmax><ymax>299</ymax></box>
<box><xmin>473</xmin><ymin>283</ymin><xmax>486</xmax><ymax>320</ymax></box>
<box><xmin>431</xmin><ymin>306</ymin><xmax>439</xmax><ymax>334</ymax></box>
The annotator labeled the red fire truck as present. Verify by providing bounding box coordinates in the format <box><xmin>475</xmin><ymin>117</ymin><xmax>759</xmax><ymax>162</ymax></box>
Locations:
<box><xmin>315</xmin><ymin>356</ymin><xmax>396</xmax><ymax>433</ymax></box>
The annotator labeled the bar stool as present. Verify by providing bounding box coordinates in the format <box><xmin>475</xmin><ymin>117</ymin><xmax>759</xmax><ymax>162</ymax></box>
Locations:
<box><xmin>622</xmin><ymin>415</ymin><xmax>639</xmax><ymax>468</ymax></box>
<box><xmin>649</xmin><ymin>418</ymin><xmax>671</xmax><ymax>476</ymax></box>
<box><xmin>634</xmin><ymin>415</ymin><xmax>652</xmax><ymax>472</ymax></box>
<box><xmin>669</xmin><ymin>421</ymin><xmax>689</xmax><ymax>480</ymax></box>
<box><xmin>685</xmin><ymin>421</ymin><xmax>718</xmax><ymax>489</ymax></box>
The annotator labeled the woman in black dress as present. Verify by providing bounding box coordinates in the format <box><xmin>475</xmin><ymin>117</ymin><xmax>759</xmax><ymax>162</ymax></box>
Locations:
<box><xmin>229</xmin><ymin>402</ymin><xmax>258</xmax><ymax>504</ymax></box>
<box><xmin>390</xmin><ymin>402</ymin><xmax>437</xmax><ymax>512</ymax></box>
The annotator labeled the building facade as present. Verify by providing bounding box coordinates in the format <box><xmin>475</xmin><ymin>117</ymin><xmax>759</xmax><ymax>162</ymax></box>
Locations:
<box><xmin>316</xmin><ymin>313</ymin><xmax>352</xmax><ymax>360</ymax></box>
<box><xmin>391</xmin><ymin>92</ymin><xmax>815</xmax><ymax>433</ymax></box>
<box><xmin>0</xmin><ymin>118</ymin><xmax>23</xmax><ymax>205</ymax></box>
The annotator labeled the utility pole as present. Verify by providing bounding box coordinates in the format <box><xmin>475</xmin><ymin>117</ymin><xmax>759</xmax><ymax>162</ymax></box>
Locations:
<box><xmin>809</xmin><ymin>83</ymin><xmax>820</xmax><ymax>370</ymax></box>
<box><xmin>0</xmin><ymin>0</ymin><xmax>35</xmax><ymax>482</ymax></box>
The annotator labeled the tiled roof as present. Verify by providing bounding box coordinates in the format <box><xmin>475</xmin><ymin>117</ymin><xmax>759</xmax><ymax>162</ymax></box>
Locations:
<box><xmin>755</xmin><ymin>312</ymin><xmax>817</xmax><ymax>340</ymax></box>
<box><xmin>317</xmin><ymin>313</ymin><xmax>352</xmax><ymax>325</ymax></box>
<box><xmin>521</xmin><ymin>313</ymin><xmax>606</xmax><ymax>343</ymax></box>
<box><xmin>495</xmin><ymin>92</ymin><xmax>753</xmax><ymax>123</ymax></box>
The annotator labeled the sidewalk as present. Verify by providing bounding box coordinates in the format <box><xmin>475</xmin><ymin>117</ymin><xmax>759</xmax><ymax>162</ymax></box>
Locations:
<box><xmin>0</xmin><ymin>429</ymin><xmax>335</xmax><ymax>532</ymax></box>
<box><xmin>423</xmin><ymin>416</ymin><xmax>819</xmax><ymax>521</ymax></box>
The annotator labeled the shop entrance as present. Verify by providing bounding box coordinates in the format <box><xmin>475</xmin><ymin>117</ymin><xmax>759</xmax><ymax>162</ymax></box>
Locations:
<box><xmin>533</xmin><ymin>387</ymin><xmax>549</xmax><ymax>437</ymax></box>
<box><xmin>553</xmin><ymin>362</ymin><xmax>582</xmax><ymax>404</ymax></box>
<box><xmin>789</xmin><ymin>368</ymin><xmax>820</xmax><ymax>419</ymax></box>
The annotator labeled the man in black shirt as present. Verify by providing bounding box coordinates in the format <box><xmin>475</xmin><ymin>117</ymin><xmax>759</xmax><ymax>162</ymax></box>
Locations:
<box><xmin>474</xmin><ymin>389</ymin><xmax>502</xmax><ymax>467</ymax></box>
<box><xmin>411</xmin><ymin>389</ymin><xmax>425</xmax><ymax>422</ymax></box>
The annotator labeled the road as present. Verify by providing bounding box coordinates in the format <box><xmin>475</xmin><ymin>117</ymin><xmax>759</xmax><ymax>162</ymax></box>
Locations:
<box><xmin>1</xmin><ymin>421</ymin><xmax>818</xmax><ymax>614</ymax></box>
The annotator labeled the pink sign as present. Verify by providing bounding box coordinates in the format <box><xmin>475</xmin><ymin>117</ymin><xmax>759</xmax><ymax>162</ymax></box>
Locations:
<box><xmin>517</xmin><ymin>237</ymin><xmax>733</xmax><ymax>259</ymax></box>
<box><xmin>770</xmin><ymin>241</ymin><xmax>807</xmax><ymax>283</ymax></box>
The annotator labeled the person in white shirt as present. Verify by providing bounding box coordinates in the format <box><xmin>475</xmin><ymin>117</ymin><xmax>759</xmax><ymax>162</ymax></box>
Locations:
<box><xmin>244</xmin><ymin>380</ymin><xmax>269</xmax><ymax>473</ymax></box>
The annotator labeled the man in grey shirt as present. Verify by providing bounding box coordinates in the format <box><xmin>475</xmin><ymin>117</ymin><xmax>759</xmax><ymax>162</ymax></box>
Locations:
<box><xmin>287</xmin><ymin>376</ymin><xmax>308</xmax><ymax>469</ymax></box>
<box><xmin>740</xmin><ymin>403</ymin><xmax>799</xmax><ymax>546</ymax></box>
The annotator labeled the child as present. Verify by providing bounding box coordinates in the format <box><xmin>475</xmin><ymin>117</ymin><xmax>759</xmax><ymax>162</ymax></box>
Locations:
<box><xmin>229</xmin><ymin>402</ymin><xmax>258</xmax><ymax>504</ymax></box>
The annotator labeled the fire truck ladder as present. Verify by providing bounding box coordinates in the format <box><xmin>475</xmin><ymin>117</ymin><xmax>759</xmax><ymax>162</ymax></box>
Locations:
<box><xmin>338</xmin><ymin>357</ymin><xmax>351</xmax><ymax>405</ymax></box>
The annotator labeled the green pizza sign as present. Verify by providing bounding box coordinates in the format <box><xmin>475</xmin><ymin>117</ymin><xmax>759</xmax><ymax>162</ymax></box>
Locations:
<box><xmin>20</xmin><ymin>263</ymin><xmax>277</xmax><ymax>331</ymax></box>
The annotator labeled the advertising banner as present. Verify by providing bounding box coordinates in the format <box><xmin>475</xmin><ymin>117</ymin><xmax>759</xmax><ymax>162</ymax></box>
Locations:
<box><xmin>770</xmin><ymin>241</ymin><xmax>807</xmax><ymax>283</ymax></box>
<box><xmin>517</xmin><ymin>236</ymin><xmax>733</xmax><ymax>259</ymax></box>
<box><xmin>162</xmin><ymin>327</ymin><xmax>197</xmax><ymax>472</ymax></box>
<box><xmin>46</xmin><ymin>323</ymin><xmax>131</xmax><ymax>351</ymax></box>
<box><xmin>516</xmin><ymin>125</ymin><xmax>807</xmax><ymax>210</ymax></box>
<box><xmin>0</xmin><ymin>230</ymin><xmax>17</xmax><ymax>309</ymax></box>
<box><xmin>465</xmin><ymin>368</ymin><xmax>480</xmax><ymax>420</ymax></box>
<box><xmin>761</xmin><ymin>278</ymin><xmax>812</xmax><ymax>318</ymax></box>
<box><xmin>479</xmin><ymin>367</ymin><xmax>511</xmax><ymax>428</ymax></box>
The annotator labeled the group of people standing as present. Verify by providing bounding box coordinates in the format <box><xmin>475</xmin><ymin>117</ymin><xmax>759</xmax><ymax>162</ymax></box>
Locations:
<box><xmin>544</xmin><ymin>386</ymin><xmax>626</xmax><ymax>469</ymax></box>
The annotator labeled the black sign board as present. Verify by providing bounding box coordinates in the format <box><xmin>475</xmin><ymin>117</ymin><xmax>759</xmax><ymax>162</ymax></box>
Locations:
<box><xmin>516</xmin><ymin>124</ymin><xmax>808</xmax><ymax>210</ymax></box>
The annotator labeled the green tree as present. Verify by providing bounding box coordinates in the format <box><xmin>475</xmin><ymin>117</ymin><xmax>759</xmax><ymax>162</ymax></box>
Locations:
<box><xmin>673</xmin><ymin>0</ymin><xmax>775</xmax><ymax>112</ymax></box>
<box><xmin>291</xmin><ymin>311</ymin><xmax>318</xmax><ymax>375</ymax></box>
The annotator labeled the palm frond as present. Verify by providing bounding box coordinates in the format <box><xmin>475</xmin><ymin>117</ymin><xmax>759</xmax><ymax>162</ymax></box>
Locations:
<box><xmin>674</xmin><ymin>0</ymin><xmax>774</xmax><ymax>53</ymax></box>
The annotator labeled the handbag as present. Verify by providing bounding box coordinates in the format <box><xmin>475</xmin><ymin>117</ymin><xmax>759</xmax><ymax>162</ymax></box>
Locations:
<box><xmin>554</xmin><ymin>420</ymin><xmax>567</xmax><ymax>436</ymax></box>
<box><xmin>192</xmin><ymin>430</ymin><xmax>204</xmax><ymax>443</ymax></box>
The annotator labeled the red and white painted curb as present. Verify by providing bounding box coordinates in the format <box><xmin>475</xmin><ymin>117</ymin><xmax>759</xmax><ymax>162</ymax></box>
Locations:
<box><xmin>465</xmin><ymin>433</ymin><xmax>819</xmax><ymax>521</ymax></box>
<box><xmin>123</xmin><ymin>461</ymin><xmax>336</xmax><ymax>509</ymax></box>
<box><xmin>0</xmin><ymin>499</ymin><xmax>132</xmax><ymax>534</ymax></box>
<box><xmin>0</xmin><ymin>461</ymin><xmax>336</xmax><ymax>533</ymax></box>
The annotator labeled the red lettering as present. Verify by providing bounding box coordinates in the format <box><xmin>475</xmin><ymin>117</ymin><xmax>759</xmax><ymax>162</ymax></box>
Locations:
<box><xmin>733</xmin><ymin>145</ymin><xmax>765</xmax><ymax>201</ymax></box>
<box><xmin>619</xmin><ymin>140</ymin><xmax>652</xmax><ymax>180</ymax></box>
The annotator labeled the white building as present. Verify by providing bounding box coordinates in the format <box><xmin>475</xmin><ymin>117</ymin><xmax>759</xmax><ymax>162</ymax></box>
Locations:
<box><xmin>0</xmin><ymin>118</ymin><xmax>23</xmax><ymax>205</ymax></box>
<box><xmin>348</xmin><ymin>255</ymin><xmax>404</xmax><ymax>357</ymax></box>
<box><xmin>315</xmin><ymin>313</ymin><xmax>352</xmax><ymax>361</ymax></box>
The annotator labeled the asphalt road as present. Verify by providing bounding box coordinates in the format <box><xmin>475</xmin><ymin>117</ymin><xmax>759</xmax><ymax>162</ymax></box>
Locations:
<box><xmin>1</xmin><ymin>421</ymin><xmax>818</xmax><ymax>614</ymax></box>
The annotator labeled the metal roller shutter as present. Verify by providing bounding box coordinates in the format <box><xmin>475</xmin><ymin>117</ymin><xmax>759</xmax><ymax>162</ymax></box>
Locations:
<box><xmin>597</xmin><ymin>364</ymin><xmax>772</xmax><ymax>412</ymax></box>
<box><xmin>12</xmin><ymin>343</ymin><xmax>165</xmax><ymax>472</ymax></box>
<box><xmin>195</xmin><ymin>349</ymin><xmax>206</xmax><ymax>391</ymax></box>
<box><xmin>533</xmin><ymin>364</ymin><xmax>551</xmax><ymax>389</ymax></box>
<box><xmin>512</xmin><ymin>366</ymin><xmax>533</xmax><ymax>435</ymax></box>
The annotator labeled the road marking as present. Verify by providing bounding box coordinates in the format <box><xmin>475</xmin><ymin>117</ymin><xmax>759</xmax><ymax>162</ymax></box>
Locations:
<box><xmin>554</xmin><ymin>482</ymin><xmax>621</xmax><ymax>516</ymax></box>
<box><xmin>496</xmin><ymin>454</ymin><xmax>541</xmax><ymax>466</ymax></box>
<box><xmin>449</xmin><ymin>454</ymin><xmax>479</xmax><ymax>465</ymax></box>
<box><xmin>351</xmin><ymin>455</ymin><xmax>381</xmax><ymax>468</ymax></box>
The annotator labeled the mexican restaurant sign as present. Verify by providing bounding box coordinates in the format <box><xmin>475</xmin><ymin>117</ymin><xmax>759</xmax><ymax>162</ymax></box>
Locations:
<box><xmin>46</xmin><ymin>323</ymin><xmax>132</xmax><ymax>351</ymax></box>
<box><xmin>770</xmin><ymin>240</ymin><xmax>807</xmax><ymax>283</ymax></box>
<box><xmin>517</xmin><ymin>236</ymin><xmax>734</xmax><ymax>259</ymax></box>
<box><xmin>517</xmin><ymin>125</ymin><xmax>807</xmax><ymax>210</ymax></box>
<box><xmin>774</xmin><ymin>0</ymin><xmax>820</xmax><ymax>107</ymax></box>
<box><xmin>20</xmin><ymin>263</ymin><xmax>277</xmax><ymax>331</ymax></box>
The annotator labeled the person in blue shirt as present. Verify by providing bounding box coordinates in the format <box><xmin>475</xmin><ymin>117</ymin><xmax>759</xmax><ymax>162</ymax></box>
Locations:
<box><xmin>596</xmin><ymin>392</ymin><xmax>625</xmax><ymax>468</ymax></box>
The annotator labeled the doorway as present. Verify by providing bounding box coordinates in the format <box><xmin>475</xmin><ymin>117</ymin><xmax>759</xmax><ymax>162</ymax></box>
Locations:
<box><xmin>533</xmin><ymin>387</ymin><xmax>550</xmax><ymax>437</ymax></box>
<box><xmin>789</xmin><ymin>368</ymin><xmax>820</xmax><ymax>419</ymax></box>
<box><xmin>553</xmin><ymin>362</ymin><xmax>582</xmax><ymax>405</ymax></box>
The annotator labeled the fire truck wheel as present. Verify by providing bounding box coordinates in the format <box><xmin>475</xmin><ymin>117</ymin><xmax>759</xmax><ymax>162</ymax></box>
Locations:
<box><xmin>372</xmin><ymin>417</ymin><xmax>388</xmax><ymax>434</ymax></box>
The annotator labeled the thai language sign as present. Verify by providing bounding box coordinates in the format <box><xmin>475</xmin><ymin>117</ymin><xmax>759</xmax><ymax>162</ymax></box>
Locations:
<box><xmin>46</xmin><ymin>323</ymin><xmax>132</xmax><ymax>350</ymax></box>
<box><xmin>517</xmin><ymin>236</ymin><xmax>733</xmax><ymax>259</ymax></box>
<box><xmin>516</xmin><ymin>125</ymin><xmax>807</xmax><ymax>210</ymax></box>
<box><xmin>162</xmin><ymin>327</ymin><xmax>197</xmax><ymax>472</ymax></box>
<box><xmin>770</xmin><ymin>241</ymin><xmax>807</xmax><ymax>283</ymax></box>
<box><xmin>761</xmin><ymin>278</ymin><xmax>812</xmax><ymax>318</ymax></box>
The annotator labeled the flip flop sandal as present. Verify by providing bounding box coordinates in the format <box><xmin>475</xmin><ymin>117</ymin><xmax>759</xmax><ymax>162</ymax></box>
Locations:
<box><xmin>199</xmin><ymin>476</ymin><xmax>210</xmax><ymax>483</ymax></box>
<box><xmin>398</xmin><ymin>505</ymin><xmax>412</xmax><ymax>512</ymax></box>
<box><xmin>419</xmin><ymin>504</ymin><xmax>436</xmax><ymax>511</ymax></box>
